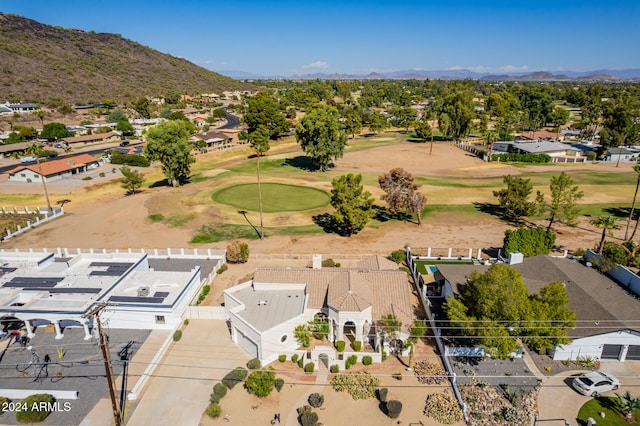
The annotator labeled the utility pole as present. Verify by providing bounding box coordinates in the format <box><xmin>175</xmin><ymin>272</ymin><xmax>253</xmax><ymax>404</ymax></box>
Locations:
<box><xmin>83</xmin><ymin>302</ymin><xmax>122</xmax><ymax>426</ymax></box>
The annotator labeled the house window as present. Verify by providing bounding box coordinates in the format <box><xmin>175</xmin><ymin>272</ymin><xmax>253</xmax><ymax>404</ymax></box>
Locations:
<box><xmin>155</xmin><ymin>315</ymin><xmax>165</xmax><ymax>324</ymax></box>
<box><xmin>21</xmin><ymin>173</ymin><xmax>26</xmax><ymax>177</ymax></box>
<box><xmin>280</xmin><ymin>335</ymin><xmax>288</xmax><ymax>343</ymax></box>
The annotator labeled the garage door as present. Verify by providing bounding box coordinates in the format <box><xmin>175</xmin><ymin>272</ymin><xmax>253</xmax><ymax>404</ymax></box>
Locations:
<box><xmin>601</xmin><ymin>344</ymin><xmax>623</xmax><ymax>359</ymax></box>
<box><xmin>236</xmin><ymin>330</ymin><xmax>258</xmax><ymax>359</ymax></box>
<box><xmin>626</xmin><ymin>345</ymin><xmax>640</xmax><ymax>361</ymax></box>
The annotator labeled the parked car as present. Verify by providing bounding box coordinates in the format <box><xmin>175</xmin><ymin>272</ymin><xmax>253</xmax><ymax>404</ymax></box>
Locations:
<box><xmin>54</xmin><ymin>143</ymin><xmax>63</xmax><ymax>148</ymax></box>
<box><xmin>20</xmin><ymin>156</ymin><xmax>36</xmax><ymax>163</ymax></box>
<box><xmin>119</xmin><ymin>141</ymin><xmax>130</xmax><ymax>147</ymax></box>
<box><xmin>572</xmin><ymin>371</ymin><xmax>620</xmax><ymax>396</ymax></box>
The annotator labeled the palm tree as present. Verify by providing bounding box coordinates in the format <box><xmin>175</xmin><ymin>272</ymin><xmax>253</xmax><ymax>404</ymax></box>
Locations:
<box><xmin>590</xmin><ymin>215</ymin><xmax>620</xmax><ymax>254</ymax></box>
<box><xmin>32</xmin><ymin>108</ymin><xmax>45</xmax><ymax>128</ymax></box>
<box><xmin>627</xmin><ymin>165</ymin><xmax>640</xmax><ymax>240</ymax></box>
<box><xmin>248</xmin><ymin>125</ymin><xmax>270</xmax><ymax>240</ymax></box>
<box><xmin>615</xmin><ymin>391</ymin><xmax>640</xmax><ymax>422</ymax></box>
<box><xmin>24</xmin><ymin>143</ymin><xmax>52</xmax><ymax>213</ymax></box>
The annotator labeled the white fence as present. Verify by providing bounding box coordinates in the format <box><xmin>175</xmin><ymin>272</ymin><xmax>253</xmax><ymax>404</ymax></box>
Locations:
<box><xmin>584</xmin><ymin>249</ymin><xmax>640</xmax><ymax>296</ymax></box>
<box><xmin>1</xmin><ymin>206</ymin><xmax>64</xmax><ymax>240</ymax></box>
<box><xmin>0</xmin><ymin>247</ymin><xmax>226</xmax><ymax>259</ymax></box>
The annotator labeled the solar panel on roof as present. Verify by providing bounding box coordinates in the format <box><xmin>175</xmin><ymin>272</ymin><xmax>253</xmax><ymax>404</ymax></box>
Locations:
<box><xmin>153</xmin><ymin>291</ymin><xmax>169</xmax><ymax>298</ymax></box>
<box><xmin>0</xmin><ymin>267</ymin><xmax>17</xmax><ymax>273</ymax></box>
<box><xmin>109</xmin><ymin>296</ymin><xmax>165</xmax><ymax>304</ymax></box>
<box><xmin>3</xmin><ymin>282</ymin><xmax>57</xmax><ymax>288</ymax></box>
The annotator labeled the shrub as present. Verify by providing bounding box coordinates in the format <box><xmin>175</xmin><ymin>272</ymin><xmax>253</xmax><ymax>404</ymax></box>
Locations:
<box><xmin>99</xmin><ymin>172</ymin><xmax>105</xmax><ymax>177</ymax></box>
<box><xmin>226</xmin><ymin>240</ymin><xmax>250</xmax><ymax>263</ymax></box>
<box><xmin>213</xmin><ymin>383</ymin><xmax>227</xmax><ymax>398</ymax></box>
<box><xmin>222</xmin><ymin>367</ymin><xmax>248</xmax><ymax>389</ymax></box>
<box><xmin>0</xmin><ymin>396</ymin><xmax>9</xmax><ymax>413</ymax></box>
<box><xmin>352</xmin><ymin>341</ymin><xmax>362</xmax><ymax>351</ymax></box>
<box><xmin>110</xmin><ymin>150</ymin><xmax>150</xmax><ymax>167</ymax></box>
<box><xmin>336</xmin><ymin>340</ymin><xmax>345</xmax><ymax>352</ymax></box>
<box><xmin>348</xmin><ymin>355</ymin><xmax>357</xmax><ymax>365</ymax></box>
<box><xmin>386</xmin><ymin>400</ymin><xmax>402</xmax><ymax>419</ymax></box>
<box><xmin>304</xmin><ymin>362</ymin><xmax>315</xmax><ymax>373</ymax></box>
<box><xmin>392</xmin><ymin>373</ymin><xmax>403</xmax><ymax>381</ymax></box>
<box><xmin>330</xmin><ymin>372</ymin><xmax>380</xmax><ymax>400</ymax></box>
<box><xmin>299</xmin><ymin>407</ymin><xmax>318</xmax><ymax>426</ymax></box>
<box><xmin>294</xmin><ymin>324</ymin><xmax>312</xmax><ymax>347</ymax></box>
<box><xmin>275</xmin><ymin>378</ymin><xmax>284</xmax><ymax>392</ymax></box>
<box><xmin>587</xmin><ymin>152</ymin><xmax>597</xmax><ymax>161</ymax></box>
<box><xmin>205</xmin><ymin>403</ymin><xmax>222</xmax><ymax>419</ymax></box>
<box><xmin>291</xmin><ymin>354</ymin><xmax>299</xmax><ymax>363</ymax></box>
<box><xmin>321</xmin><ymin>258</ymin><xmax>335</xmax><ymax>267</ymax></box>
<box><xmin>297</xmin><ymin>357</ymin><xmax>304</xmax><ymax>368</ymax></box>
<box><xmin>172</xmin><ymin>330</ymin><xmax>182</xmax><ymax>341</ymax></box>
<box><xmin>308</xmin><ymin>392</ymin><xmax>324</xmax><ymax>408</ymax></box>
<box><xmin>245</xmin><ymin>368</ymin><xmax>276</xmax><ymax>398</ymax></box>
<box><xmin>82</xmin><ymin>176</ymin><xmax>93</xmax><ymax>181</ymax></box>
<box><xmin>504</xmin><ymin>227</ymin><xmax>556</xmax><ymax>257</ymax></box>
<box><xmin>183</xmin><ymin>319</ymin><xmax>189</xmax><ymax>326</ymax></box>
<box><xmin>377</xmin><ymin>387</ymin><xmax>388</xmax><ymax>402</ymax></box>
<box><xmin>424</xmin><ymin>393</ymin><xmax>464</xmax><ymax>424</ymax></box>
<box><xmin>15</xmin><ymin>394</ymin><xmax>53</xmax><ymax>423</ymax></box>
<box><xmin>362</xmin><ymin>356</ymin><xmax>372</xmax><ymax>366</ymax></box>
<box><xmin>278</xmin><ymin>354</ymin><xmax>287</xmax><ymax>363</ymax></box>
<box><xmin>389</xmin><ymin>249</ymin><xmax>405</xmax><ymax>264</ymax></box>
<box><xmin>246</xmin><ymin>358</ymin><xmax>261</xmax><ymax>370</ymax></box>
<box><xmin>330</xmin><ymin>364</ymin><xmax>339</xmax><ymax>373</ymax></box>
<box><xmin>209</xmin><ymin>393</ymin><xmax>221</xmax><ymax>404</ymax></box>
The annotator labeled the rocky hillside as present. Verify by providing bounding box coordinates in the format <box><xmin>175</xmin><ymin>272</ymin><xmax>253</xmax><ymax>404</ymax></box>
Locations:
<box><xmin>0</xmin><ymin>13</ymin><xmax>252</xmax><ymax>105</ymax></box>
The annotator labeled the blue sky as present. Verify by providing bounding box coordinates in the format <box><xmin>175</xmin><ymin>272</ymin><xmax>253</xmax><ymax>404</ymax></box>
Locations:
<box><xmin>2</xmin><ymin>0</ymin><xmax>639</xmax><ymax>76</ymax></box>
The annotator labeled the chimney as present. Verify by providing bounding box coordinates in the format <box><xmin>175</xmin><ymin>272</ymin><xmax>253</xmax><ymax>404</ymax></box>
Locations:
<box><xmin>312</xmin><ymin>254</ymin><xmax>322</xmax><ymax>269</ymax></box>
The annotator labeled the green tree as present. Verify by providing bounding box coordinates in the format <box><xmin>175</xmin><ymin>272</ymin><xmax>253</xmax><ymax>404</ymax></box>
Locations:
<box><xmin>599</xmin><ymin>93</ymin><xmax>640</xmax><ymax>152</ymax></box>
<box><xmin>120</xmin><ymin>166</ymin><xmax>145</xmax><ymax>194</ymax></box>
<box><xmin>414</xmin><ymin>117</ymin><xmax>433</xmax><ymax>141</ymax></box>
<box><xmin>116</xmin><ymin>119</ymin><xmax>135</xmax><ymax>137</ymax></box>
<box><xmin>107</xmin><ymin>108</ymin><xmax>127</xmax><ymax>123</ymax></box>
<box><xmin>378</xmin><ymin>168</ymin><xmax>427</xmax><ymax>225</ymax></box>
<box><xmin>133</xmin><ymin>97</ymin><xmax>151</xmax><ymax>119</ymax></box>
<box><xmin>390</xmin><ymin>107</ymin><xmax>417</xmax><ymax>132</ymax></box>
<box><xmin>144</xmin><ymin>120</ymin><xmax>195</xmax><ymax>187</ymax></box>
<box><xmin>294</xmin><ymin>324</ymin><xmax>312</xmax><ymax>347</ymax></box>
<box><xmin>343</xmin><ymin>108</ymin><xmax>362</xmax><ymax>139</ymax></box>
<box><xmin>244</xmin><ymin>368</ymin><xmax>276</xmax><ymax>398</ymax></box>
<box><xmin>249</xmin><ymin>125</ymin><xmax>270</xmax><ymax>239</ymax></box>
<box><xmin>380</xmin><ymin>314</ymin><xmax>402</xmax><ymax>339</ymax></box>
<box><xmin>367</xmin><ymin>111</ymin><xmax>388</xmax><ymax>134</ymax></box>
<box><xmin>503</xmin><ymin>227</ymin><xmax>556</xmax><ymax>257</ymax></box>
<box><xmin>590</xmin><ymin>216</ymin><xmax>621</xmax><ymax>255</ymax></box>
<box><xmin>243</xmin><ymin>91</ymin><xmax>289</xmax><ymax>138</ymax></box>
<box><xmin>436</xmin><ymin>89</ymin><xmax>474</xmax><ymax>140</ymax></box>
<box><xmin>627</xmin><ymin>165</ymin><xmax>640</xmax><ymax>240</ymax></box>
<box><xmin>536</xmin><ymin>171</ymin><xmax>584</xmax><ymax>231</ymax></box>
<box><xmin>32</xmin><ymin>108</ymin><xmax>45</xmax><ymax>127</ymax></box>
<box><xmin>550</xmin><ymin>106</ymin><xmax>570</xmax><ymax>130</ymax></box>
<box><xmin>493</xmin><ymin>175</ymin><xmax>535</xmax><ymax>220</ymax></box>
<box><xmin>39</xmin><ymin>122</ymin><xmax>72</xmax><ymax>141</ymax></box>
<box><xmin>296</xmin><ymin>105</ymin><xmax>347</xmax><ymax>171</ymax></box>
<box><xmin>330</xmin><ymin>173</ymin><xmax>374</xmax><ymax>236</ymax></box>
<box><xmin>24</xmin><ymin>143</ymin><xmax>52</xmax><ymax>212</ymax></box>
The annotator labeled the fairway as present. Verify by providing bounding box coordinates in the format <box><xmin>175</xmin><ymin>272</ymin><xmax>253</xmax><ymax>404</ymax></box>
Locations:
<box><xmin>212</xmin><ymin>183</ymin><xmax>330</xmax><ymax>212</ymax></box>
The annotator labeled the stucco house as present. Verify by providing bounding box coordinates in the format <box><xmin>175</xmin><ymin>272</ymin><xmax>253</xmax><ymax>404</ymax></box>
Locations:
<box><xmin>605</xmin><ymin>147</ymin><xmax>638</xmax><ymax>163</ymax></box>
<box><xmin>59</xmin><ymin>131</ymin><xmax>120</xmax><ymax>146</ymax></box>
<box><xmin>493</xmin><ymin>140</ymin><xmax>583</xmax><ymax>158</ymax></box>
<box><xmin>189</xmin><ymin>130</ymin><xmax>232</xmax><ymax>149</ymax></box>
<box><xmin>6</xmin><ymin>154</ymin><xmax>104</xmax><ymax>183</ymax></box>
<box><xmin>224</xmin><ymin>255</ymin><xmax>414</xmax><ymax>365</ymax></box>
<box><xmin>0</xmin><ymin>249</ymin><xmax>224</xmax><ymax>339</ymax></box>
<box><xmin>436</xmin><ymin>255</ymin><xmax>640</xmax><ymax>362</ymax></box>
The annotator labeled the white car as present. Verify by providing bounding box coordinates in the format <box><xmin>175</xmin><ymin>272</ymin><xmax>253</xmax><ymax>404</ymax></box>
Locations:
<box><xmin>572</xmin><ymin>371</ymin><xmax>620</xmax><ymax>396</ymax></box>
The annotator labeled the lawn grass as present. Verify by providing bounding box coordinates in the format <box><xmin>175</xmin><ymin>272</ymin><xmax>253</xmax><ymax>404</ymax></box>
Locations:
<box><xmin>148</xmin><ymin>213</ymin><xmax>164</xmax><ymax>222</ymax></box>
<box><xmin>577</xmin><ymin>397</ymin><xmax>639</xmax><ymax>426</ymax></box>
<box><xmin>191</xmin><ymin>223</ymin><xmax>322</xmax><ymax>243</ymax></box>
<box><xmin>212</xmin><ymin>183</ymin><xmax>330</xmax><ymax>212</ymax></box>
<box><xmin>165</xmin><ymin>214</ymin><xmax>195</xmax><ymax>227</ymax></box>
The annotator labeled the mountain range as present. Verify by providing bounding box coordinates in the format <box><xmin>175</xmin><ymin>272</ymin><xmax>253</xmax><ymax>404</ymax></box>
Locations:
<box><xmin>218</xmin><ymin>68</ymin><xmax>640</xmax><ymax>81</ymax></box>
<box><xmin>0</xmin><ymin>13</ymin><xmax>252</xmax><ymax>104</ymax></box>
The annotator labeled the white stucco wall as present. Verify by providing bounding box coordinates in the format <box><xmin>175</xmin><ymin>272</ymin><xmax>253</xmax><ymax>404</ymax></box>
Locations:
<box><xmin>553</xmin><ymin>330</ymin><xmax>640</xmax><ymax>361</ymax></box>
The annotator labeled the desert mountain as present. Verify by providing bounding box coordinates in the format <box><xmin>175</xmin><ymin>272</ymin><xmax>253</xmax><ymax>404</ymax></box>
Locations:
<box><xmin>0</xmin><ymin>13</ymin><xmax>252</xmax><ymax>105</ymax></box>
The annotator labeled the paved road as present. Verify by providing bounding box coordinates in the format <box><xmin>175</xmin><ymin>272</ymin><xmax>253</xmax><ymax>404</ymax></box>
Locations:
<box><xmin>218</xmin><ymin>112</ymin><xmax>241</xmax><ymax>129</ymax></box>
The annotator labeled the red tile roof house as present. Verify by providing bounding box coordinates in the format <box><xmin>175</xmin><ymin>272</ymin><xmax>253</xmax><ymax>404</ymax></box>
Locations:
<box><xmin>6</xmin><ymin>154</ymin><xmax>104</xmax><ymax>183</ymax></box>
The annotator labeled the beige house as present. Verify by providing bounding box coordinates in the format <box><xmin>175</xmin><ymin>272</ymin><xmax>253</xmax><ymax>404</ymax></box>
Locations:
<box><xmin>59</xmin><ymin>131</ymin><xmax>120</xmax><ymax>146</ymax></box>
<box><xmin>224</xmin><ymin>255</ymin><xmax>413</xmax><ymax>364</ymax></box>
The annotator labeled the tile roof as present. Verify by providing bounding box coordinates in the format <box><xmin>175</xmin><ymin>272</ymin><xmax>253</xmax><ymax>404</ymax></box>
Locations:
<box><xmin>60</xmin><ymin>131</ymin><xmax>119</xmax><ymax>144</ymax></box>
<box><xmin>251</xmin><ymin>257</ymin><xmax>412</xmax><ymax>325</ymax></box>
<box><xmin>357</xmin><ymin>255</ymin><xmax>400</xmax><ymax>270</ymax></box>
<box><xmin>190</xmin><ymin>131</ymin><xmax>231</xmax><ymax>142</ymax></box>
<box><xmin>6</xmin><ymin>154</ymin><xmax>100</xmax><ymax>177</ymax></box>
<box><xmin>438</xmin><ymin>255</ymin><xmax>640</xmax><ymax>337</ymax></box>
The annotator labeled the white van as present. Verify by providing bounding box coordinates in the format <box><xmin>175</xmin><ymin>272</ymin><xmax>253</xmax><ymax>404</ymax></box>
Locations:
<box><xmin>20</xmin><ymin>156</ymin><xmax>36</xmax><ymax>163</ymax></box>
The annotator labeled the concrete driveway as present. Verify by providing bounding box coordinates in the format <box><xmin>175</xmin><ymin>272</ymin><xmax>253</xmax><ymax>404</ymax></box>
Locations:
<box><xmin>126</xmin><ymin>320</ymin><xmax>250</xmax><ymax>426</ymax></box>
<box><xmin>537</xmin><ymin>360</ymin><xmax>640</xmax><ymax>425</ymax></box>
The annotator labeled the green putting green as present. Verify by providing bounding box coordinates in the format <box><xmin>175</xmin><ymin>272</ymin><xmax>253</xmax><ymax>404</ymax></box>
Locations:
<box><xmin>212</xmin><ymin>183</ymin><xmax>330</xmax><ymax>212</ymax></box>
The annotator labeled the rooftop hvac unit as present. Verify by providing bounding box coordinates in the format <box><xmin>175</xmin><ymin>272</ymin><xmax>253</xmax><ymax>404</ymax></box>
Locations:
<box><xmin>137</xmin><ymin>286</ymin><xmax>150</xmax><ymax>297</ymax></box>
